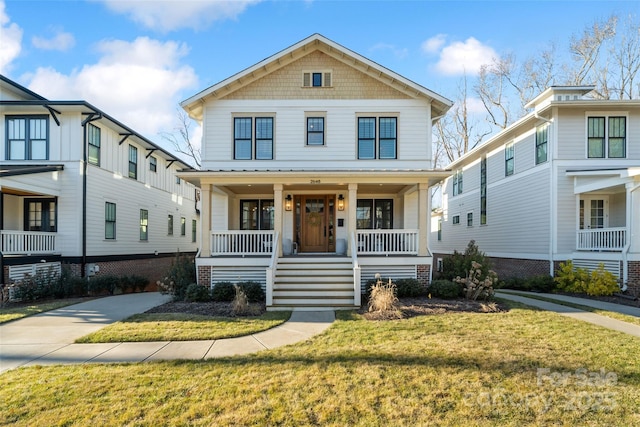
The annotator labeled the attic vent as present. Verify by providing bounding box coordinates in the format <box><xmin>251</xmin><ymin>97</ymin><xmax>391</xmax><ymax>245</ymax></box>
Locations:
<box><xmin>302</xmin><ymin>71</ymin><xmax>332</xmax><ymax>88</ymax></box>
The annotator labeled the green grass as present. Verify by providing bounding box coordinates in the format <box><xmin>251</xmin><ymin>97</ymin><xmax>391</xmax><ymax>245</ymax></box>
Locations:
<box><xmin>501</xmin><ymin>291</ymin><xmax>640</xmax><ymax>327</ymax></box>
<box><xmin>0</xmin><ymin>298</ymin><xmax>91</xmax><ymax>324</ymax></box>
<box><xmin>75</xmin><ymin>311</ymin><xmax>291</xmax><ymax>343</ymax></box>
<box><xmin>2</xmin><ymin>302</ymin><xmax>640</xmax><ymax>426</ymax></box>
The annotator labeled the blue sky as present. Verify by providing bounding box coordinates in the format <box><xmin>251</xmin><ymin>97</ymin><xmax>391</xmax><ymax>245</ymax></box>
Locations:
<box><xmin>1</xmin><ymin>0</ymin><xmax>637</xmax><ymax>155</ymax></box>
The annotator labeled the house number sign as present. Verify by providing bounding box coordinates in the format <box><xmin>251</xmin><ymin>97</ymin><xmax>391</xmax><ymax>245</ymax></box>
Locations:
<box><xmin>310</xmin><ymin>179</ymin><xmax>321</xmax><ymax>184</ymax></box>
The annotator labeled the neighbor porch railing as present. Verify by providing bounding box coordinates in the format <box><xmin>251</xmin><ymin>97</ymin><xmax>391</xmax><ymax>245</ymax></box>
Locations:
<box><xmin>355</xmin><ymin>229</ymin><xmax>419</xmax><ymax>255</ymax></box>
<box><xmin>0</xmin><ymin>230</ymin><xmax>57</xmax><ymax>255</ymax></box>
<box><xmin>211</xmin><ymin>230</ymin><xmax>275</xmax><ymax>256</ymax></box>
<box><xmin>576</xmin><ymin>227</ymin><xmax>626</xmax><ymax>251</ymax></box>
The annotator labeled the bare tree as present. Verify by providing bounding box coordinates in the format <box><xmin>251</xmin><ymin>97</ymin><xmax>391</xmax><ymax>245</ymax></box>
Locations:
<box><xmin>609</xmin><ymin>14</ymin><xmax>640</xmax><ymax>99</ymax></box>
<box><xmin>567</xmin><ymin>15</ymin><xmax>617</xmax><ymax>88</ymax></box>
<box><xmin>161</xmin><ymin>109</ymin><xmax>201</xmax><ymax>169</ymax></box>
<box><xmin>475</xmin><ymin>57</ymin><xmax>515</xmax><ymax>130</ymax></box>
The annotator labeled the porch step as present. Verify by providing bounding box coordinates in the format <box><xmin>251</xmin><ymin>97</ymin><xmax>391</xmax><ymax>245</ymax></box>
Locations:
<box><xmin>270</xmin><ymin>256</ymin><xmax>357</xmax><ymax>310</ymax></box>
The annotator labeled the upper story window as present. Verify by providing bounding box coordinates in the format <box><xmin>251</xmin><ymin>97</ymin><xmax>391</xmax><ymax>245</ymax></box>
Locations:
<box><xmin>6</xmin><ymin>116</ymin><xmax>48</xmax><ymax>160</ymax></box>
<box><xmin>452</xmin><ymin>169</ymin><xmax>463</xmax><ymax>196</ymax></box>
<box><xmin>234</xmin><ymin>117</ymin><xmax>273</xmax><ymax>160</ymax></box>
<box><xmin>357</xmin><ymin>117</ymin><xmax>397</xmax><ymax>159</ymax></box>
<box><xmin>149</xmin><ymin>156</ymin><xmax>157</xmax><ymax>172</ymax></box>
<box><xmin>588</xmin><ymin>116</ymin><xmax>626</xmax><ymax>158</ymax></box>
<box><xmin>88</xmin><ymin>123</ymin><xmax>101</xmax><ymax>166</ymax></box>
<box><xmin>128</xmin><ymin>145</ymin><xmax>138</xmax><ymax>179</ymax></box>
<box><xmin>480</xmin><ymin>157</ymin><xmax>487</xmax><ymax>225</ymax></box>
<box><xmin>303</xmin><ymin>71</ymin><xmax>332</xmax><ymax>88</ymax></box>
<box><xmin>505</xmin><ymin>142</ymin><xmax>514</xmax><ymax>176</ymax></box>
<box><xmin>240</xmin><ymin>200</ymin><xmax>274</xmax><ymax>230</ymax></box>
<box><xmin>307</xmin><ymin>117</ymin><xmax>325</xmax><ymax>146</ymax></box>
<box><xmin>536</xmin><ymin>124</ymin><xmax>548</xmax><ymax>164</ymax></box>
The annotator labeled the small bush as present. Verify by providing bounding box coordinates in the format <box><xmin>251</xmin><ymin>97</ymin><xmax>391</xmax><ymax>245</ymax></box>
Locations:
<box><xmin>185</xmin><ymin>283</ymin><xmax>211</xmax><ymax>302</ymax></box>
<box><xmin>128</xmin><ymin>275</ymin><xmax>149</xmax><ymax>293</ymax></box>
<box><xmin>454</xmin><ymin>261</ymin><xmax>497</xmax><ymax>301</ymax></box>
<box><xmin>442</xmin><ymin>240</ymin><xmax>492</xmax><ymax>282</ymax></box>
<box><xmin>88</xmin><ymin>275</ymin><xmax>119</xmax><ymax>295</ymax></box>
<box><xmin>428</xmin><ymin>280</ymin><xmax>462</xmax><ymax>299</ymax></box>
<box><xmin>395</xmin><ymin>278</ymin><xmax>427</xmax><ymax>298</ymax></box>
<box><xmin>157</xmin><ymin>252</ymin><xmax>196</xmax><ymax>300</ymax></box>
<box><xmin>496</xmin><ymin>277</ymin><xmax>530</xmax><ymax>291</ymax></box>
<box><xmin>211</xmin><ymin>282</ymin><xmax>236</xmax><ymax>302</ymax></box>
<box><xmin>236</xmin><ymin>281</ymin><xmax>265</xmax><ymax>303</ymax></box>
<box><xmin>368</xmin><ymin>275</ymin><xmax>399</xmax><ymax>312</ymax></box>
<box><xmin>527</xmin><ymin>275</ymin><xmax>556</xmax><ymax>293</ymax></box>
<box><xmin>586</xmin><ymin>266</ymin><xmax>619</xmax><ymax>296</ymax></box>
<box><xmin>554</xmin><ymin>261</ymin><xmax>589</xmax><ymax>293</ymax></box>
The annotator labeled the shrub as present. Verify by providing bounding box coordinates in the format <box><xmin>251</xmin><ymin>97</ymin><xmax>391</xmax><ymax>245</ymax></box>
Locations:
<box><xmin>211</xmin><ymin>282</ymin><xmax>236</xmax><ymax>302</ymax></box>
<box><xmin>496</xmin><ymin>277</ymin><xmax>529</xmax><ymax>291</ymax></box>
<box><xmin>87</xmin><ymin>275</ymin><xmax>119</xmax><ymax>295</ymax></box>
<box><xmin>454</xmin><ymin>261</ymin><xmax>497</xmax><ymax>301</ymax></box>
<box><xmin>185</xmin><ymin>283</ymin><xmax>211</xmax><ymax>302</ymax></box>
<box><xmin>11</xmin><ymin>269</ymin><xmax>57</xmax><ymax>301</ymax></box>
<box><xmin>394</xmin><ymin>278</ymin><xmax>427</xmax><ymax>298</ymax></box>
<box><xmin>554</xmin><ymin>261</ymin><xmax>589</xmax><ymax>293</ymax></box>
<box><xmin>527</xmin><ymin>275</ymin><xmax>556</xmax><ymax>293</ymax></box>
<box><xmin>157</xmin><ymin>252</ymin><xmax>196</xmax><ymax>301</ymax></box>
<box><xmin>428</xmin><ymin>280</ymin><xmax>462</xmax><ymax>299</ymax></box>
<box><xmin>50</xmin><ymin>267</ymin><xmax>87</xmax><ymax>298</ymax></box>
<box><xmin>586</xmin><ymin>267</ymin><xmax>619</xmax><ymax>296</ymax></box>
<box><xmin>368</xmin><ymin>275</ymin><xmax>398</xmax><ymax>312</ymax></box>
<box><xmin>236</xmin><ymin>281</ymin><xmax>265</xmax><ymax>303</ymax></box>
<box><xmin>442</xmin><ymin>240</ymin><xmax>492</xmax><ymax>282</ymax></box>
<box><xmin>128</xmin><ymin>275</ymin><xmax>149</xmax><ymax>293</ymax></box>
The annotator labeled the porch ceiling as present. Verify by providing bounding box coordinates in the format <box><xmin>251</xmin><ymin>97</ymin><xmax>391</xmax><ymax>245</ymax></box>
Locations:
<box><xmin>222</xmin><ymin>183</ymin><xmax>408</xmax><ymax>195</ymax></box>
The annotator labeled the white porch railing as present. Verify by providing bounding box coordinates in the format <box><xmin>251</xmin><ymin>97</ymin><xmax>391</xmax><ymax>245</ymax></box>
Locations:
<box><xmin>211</xmin><ymin>230</ymin><xmax>275</xmax><ymax>256</ymax></box>
<box><xmin>265</xmin><ymin>231</ymin><xmax>280</xmax><ymax>307</ymax></box>
<box><xmin>576</xmin><ymin>227</ymin><xmax>626</xmax><ymax>251</ymax></box>
<box><xmin>1</xmin><ymin>230</ymin><xmax>57</xmax><ymax>255</ymax></box>
<box><xmin>355</xmin><ymin>229</ymin><xmax>419</xmax><ymax>255</ymax></box>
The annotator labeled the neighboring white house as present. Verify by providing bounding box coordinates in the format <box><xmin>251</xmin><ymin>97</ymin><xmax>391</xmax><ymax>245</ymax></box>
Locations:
<box><xmin>1</xmin><ymin>75</ymin><xmax>199</xmax><ymax>287</ymax></box>
<box><xmin>431</xmin><ymin>86</ymin><xmax>640</xmax><ymax>293</ymax></box>
<box><xmin>179</xmin><ymin>34</ymin><xmax>453</xmax><ymax>310</ymax></box>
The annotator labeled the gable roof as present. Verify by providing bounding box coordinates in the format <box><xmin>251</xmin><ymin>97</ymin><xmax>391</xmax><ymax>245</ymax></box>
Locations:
<box><xmin>181</xmin><ymin>33</ymin><xmax>452</xmax><ymax>120</ymax></box>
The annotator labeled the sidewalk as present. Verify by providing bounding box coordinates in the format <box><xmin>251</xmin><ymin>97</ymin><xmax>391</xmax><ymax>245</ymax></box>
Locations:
<box><xmin>0</xmin><ymin>293</ymin><xmax>335</xmax><ymax>373</ymax></box>
<box><xmin>496</xmin><ymin>290</ymin><xmax>640</xmax><ymax>338</ymax></box>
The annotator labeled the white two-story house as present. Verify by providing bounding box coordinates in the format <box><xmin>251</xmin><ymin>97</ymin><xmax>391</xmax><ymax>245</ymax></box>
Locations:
<box><xmin>1</xmin><ymin>75</ymin><xmax>199</xmax><ymax>287</ymax></box>
<box><xmin>180</xmin><ymin>34</ymin><xmax>453</xmax><ymax>310</ymax></box>
<box><xmin>431</xmin><ymin>86</ymin><xmax>640</xmax><ymax>294</ymax></box>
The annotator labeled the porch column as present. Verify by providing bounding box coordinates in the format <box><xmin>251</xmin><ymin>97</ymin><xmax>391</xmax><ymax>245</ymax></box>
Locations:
<box><xmin>274</xmin><ymin>184</ymin><xmax>283</xmax><ymax>256</ymax></box>
<box><xmin>200</xmin><ymin>184</ymin><xmax>212</xmax><ymax>257</ymax></box>
<box><xmin>418</xmin><ymin>183</ymin><xmax>428</xmax><ymax>256</ymax></box>
<box><xmin>347</xmin><ymin>183</ymin><xmax>358</xmax><ymax>256</ymax></box>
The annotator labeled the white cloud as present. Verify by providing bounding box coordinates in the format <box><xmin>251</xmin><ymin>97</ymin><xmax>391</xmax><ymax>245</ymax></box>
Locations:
<box><xmin>32</xmin><ymin>27</ymin><xmax>75</xmax><ymax>51</ymax></box>
<box><xmin>432</xmin><ymin>37</ymin><xmax>498</xmax><ymax>76</ymax></box>
<box><xmin>0</xmin><ymin>0</ymin><xmax>22</xmax><ymax>74</ymax></box>
<box><xmin>458</xmin><ymin>96</ymin><xmax>486</xmax><ymax>114</ymax></box>
<box><xmin>100</xmin><ymin>0</ymin><xmax>262</xmax><ymax>32</ymax></box>
<box><xmin>370</xmin><ymin>42</ymin><xmax>408</xmax><ymax>59</ymax></box>
<box><xmin>421</xmin><ymin>34</ymin><xmax>447</xmax><ymax>54</ymax></box>
<box><xmin>25</xmin><ymin>37</ymin><xmax>198</xmax><ymax>138</ymax></box>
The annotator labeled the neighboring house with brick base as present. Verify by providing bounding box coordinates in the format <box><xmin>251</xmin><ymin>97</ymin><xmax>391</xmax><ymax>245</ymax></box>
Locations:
<box><xmin>1</xmin><ymin>75</ymin><xmax>199</xmax><ymax>288</ymax></box>
<box><xmin>179</xmin><ymin>34</ymin><xmax>453</xmax><ymax>310</ymax></box>
<box><xmin>431</xmin><ymin>86</ymin><xmax>640</xmax><ymax>294</ymax></box>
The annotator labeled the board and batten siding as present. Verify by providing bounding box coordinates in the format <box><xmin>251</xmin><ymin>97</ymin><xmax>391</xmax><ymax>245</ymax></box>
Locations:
<box><xmin>201</xmin><ymin>99</ymin><xmax>432</xmax><ymax>170</ymax></box>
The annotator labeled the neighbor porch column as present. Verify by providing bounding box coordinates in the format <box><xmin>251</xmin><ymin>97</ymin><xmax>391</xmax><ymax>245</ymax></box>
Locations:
<box><xmin>418</xmin><ymin>182</ymin><xmax>428</xmax><ymax>256</ymax></box>
<box><xmin>200</xmin><ymin>183</ymin><xmax>212</xmax><ymax>257</ymax></box>
<box><xmin>274</xmin><ymin>184</ymin><xmax>283</xmax><ymax>256</ymax></box>
<box><xmin>347</xmin><ymin>183</ymin><xmax>358</xmax><ymax>256</ymax></box>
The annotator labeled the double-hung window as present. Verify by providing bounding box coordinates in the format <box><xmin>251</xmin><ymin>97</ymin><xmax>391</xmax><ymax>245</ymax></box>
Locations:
<box><xmin>240</xmin><ymin>200</ymin><xmax>274</xmax><ymax>230</ymax></box>
<box><xmin>307</xmin><ymin>117</ymin><xmax>325</xmax><ymax>146</ymax></box>
<box><xmin>6</xmin><ymin>116</ymin><xmax>48</xmax><ymax>160</ymax></box>
<box><xmin>505</xmin><ymin>142</ymin><xmax>514</xmax><ymax>176</ymax></box>
<box><xmin>535</xmin><ymin>124</ymin><xmax>548</xmax><ymax>164</ymax></box>
<box><xmin>150</xmin><ymin>156</ymin><xmax>157</xmax><ymax>172</ymax></box>
<box><xmin>129</xmin><ymin>145</ymin><xmax>138</xmax><ymax>179</ymax></box>
<box><xmin>105</xmin><ymin>202</ymin><xmax>116</xmax><ymax>239</ymax></box>
<box><xmin>234</xmin><ymin>117</ymin><xmax>274</xmax><ymax>160</ymax></box>
<box><xmin>357</xmin><ymin>117</ymin><xmax>397</xmax><ymax>159</ymax></box>
<box><xmin>140</xmin><ymin>209</ymin><xmax>148</xmax><ymax>241</ymax></box>
<box><xmin>452</xmin><ymin>170</ymin><xmax>463</xmax><ymax>196</ymax></box>
<box><xmin>88</xmin><ymin>124</ymin><xmax>101</xmax><ymax>166</ymax></box>
<box><xmin>588</xmin><ymin>116</ymin><xmax>626</xmax><ymax>158</ymax></box>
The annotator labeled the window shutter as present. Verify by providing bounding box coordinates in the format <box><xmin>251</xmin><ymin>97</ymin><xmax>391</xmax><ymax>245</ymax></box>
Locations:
<box><xmin>303</xmin><ymin>72</ymin><xmax>311</xmax><ymax>87</ymax></box>
<box><xmin>323</xmin><ymin>72</ymin><xmax>331</xmax><ymax>87</ymax></box>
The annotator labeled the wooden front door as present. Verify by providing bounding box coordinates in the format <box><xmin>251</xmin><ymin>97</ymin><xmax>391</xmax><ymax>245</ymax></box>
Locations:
<box><xmin>298</xmin><ymin>195</ymin><xmax>334</xmax><ymax>252</ymax></box>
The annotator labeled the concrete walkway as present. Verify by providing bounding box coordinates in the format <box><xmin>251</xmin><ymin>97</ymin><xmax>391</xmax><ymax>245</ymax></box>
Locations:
<box><xmin>496</xmin><ymin>290</ymin><xmax>640</xmax><ymax>338</ymax></box>
<box><xmin>0</xmin><ymin>293</ymin><xmax>335</xmax><ymax>373</ymax></box>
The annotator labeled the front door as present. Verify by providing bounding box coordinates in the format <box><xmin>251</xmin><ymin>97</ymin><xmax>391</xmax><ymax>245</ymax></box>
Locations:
<box><xmin>579</xmin><ymin>197</ymin><xmax>608</xmax><ymax>229</ymax></box>
<box><xmin>297</xmin><ymin>195</ymin><xmax>335</xmax><ymax>252</ymax></box>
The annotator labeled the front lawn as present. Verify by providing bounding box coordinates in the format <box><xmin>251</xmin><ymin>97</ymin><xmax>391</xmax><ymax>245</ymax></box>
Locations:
<box><xmin>75</xmin><ymin>311</ymin><xmax>291</xmax><ymax>343</ymax></box>
<box><xmin>0</xmin><ymin>298</ymin><xmax>92</xmax><ymax>324</ymax></box>
<box><xmin>2</xmin><ymin>301</ymin><xmax>639</xmax><ymax>426</ymax></box>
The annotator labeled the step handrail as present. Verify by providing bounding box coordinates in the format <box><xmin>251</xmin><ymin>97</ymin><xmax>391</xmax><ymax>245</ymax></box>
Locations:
<box><xmin>265</xmin><ymin>231</ymin><xmax>280</xmax><ymax>307</ymax></box>
<box><xmin>350</xmin><ymin>232</ymin><xmax>361</xmax><ymax>307</ymax></box>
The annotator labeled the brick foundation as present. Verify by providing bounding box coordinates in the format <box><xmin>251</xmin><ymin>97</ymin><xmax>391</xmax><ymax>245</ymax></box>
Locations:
<box><xmin>628</xmin><ymin>261</ymin><xmax>640</xmax><ymax>296</ymax></box>
<box><xmin>197</xmin><ymin>265</ymin><xmax>211</xmax><ymax>287</ymax></box>
<box><xmin>417</xmin><ymin>264</ymin><xmax>430</xmax><ymax>286</ymax></box>
<box><xmin>488</xmin><ymin>257</ymin><xmax>552</xmax><ymax>280</ymax></box>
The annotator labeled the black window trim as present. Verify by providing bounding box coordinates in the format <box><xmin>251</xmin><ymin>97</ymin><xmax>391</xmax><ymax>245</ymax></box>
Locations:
<box><xmin>6</xmin><ymin>115</ymin><xmax>50</xmax><ymax>160</ymax></box>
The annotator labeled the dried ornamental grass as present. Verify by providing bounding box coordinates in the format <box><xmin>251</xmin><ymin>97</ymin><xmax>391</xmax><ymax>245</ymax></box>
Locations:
<box><xmin>368</xmin><ymin>274</ymin><xmax>399</xmax><ymax>313</ymax></box>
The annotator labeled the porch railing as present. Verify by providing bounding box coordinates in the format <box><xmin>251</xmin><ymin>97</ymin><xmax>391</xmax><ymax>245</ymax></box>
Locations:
<box><xmin>576</xmin><ymin>227</ymin><xmax>626</xmax><ymax>251</ymax></box>
<box><xmin>211</xmin><ymin>230</ymin><xmax>275</xmax><ymax>256</ymax></box>
<box><xmin>356</xmin><ymin>229</ymin><xmax>419</xmax><ymax>255</ymax></box>
<box><xmin>1</xmin><ymin>230</ymin><xmax>57</xmax><ymax>255</ymax></box>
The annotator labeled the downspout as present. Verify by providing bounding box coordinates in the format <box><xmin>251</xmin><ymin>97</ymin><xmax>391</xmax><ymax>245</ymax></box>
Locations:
<box><xmin>621</xmin><ymin>182</ymin><xmax>640</xmax><ymax>291</ymax></box>
<box><xmin>0</xmin><ymin>191</ymin><xmax>4</xmax><ymax>286</ymax></box>
<box><xmin>537</xmin><ymin>112</ymin><xmax>555</xmax><ymax>277</ymax></box>
<box><xmin>80</xmin><ymin>113</ymin><xmax>101</xmax><ymax>277</ymax></box>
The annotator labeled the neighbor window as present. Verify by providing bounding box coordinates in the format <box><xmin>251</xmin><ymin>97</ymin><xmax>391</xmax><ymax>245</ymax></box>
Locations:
<box><xmin>129</xmin><ymin>145</ymin><xmax>138</xmax><ymax>179</ymax></box>
<box><xmin>88</xmin><ymin>123</ymin><xmax>101</xmax><ymax>166</ymax></box>
<box><xmin>437</xmin><ymin>219</ymin><xmax>442</xmax><ymax>241</ymax></box>
<box><xmin>167</xmin><ymin>214</ymin><xmax>173</xmax><ymax>236</ymax></box>
<box><xmin>535</xmin><ymin>124</ymin><xmax>548</xmax><ymax>164</ymax></box>
<box><xmin>234</xmin><ymin>116</ymin><xmax>274</xmax><ymax>160</ymax></box>
<box><xmin>150</xmin><ymin>156</ymin><xmax>157</xmax><ymax>172</ymax></box>
<box><xmin>6</xmin><ymin>116</ymin><xmax>48</xmax><ymax>160</ymax></box>
<box><xmin>356</xmin><ymin>199</ymin><xmax>393</xmax><ymax>229</ymax></box>
<box><xmin>105</xmin><ymin>202</ymin><xmax>116</xmax><ymax>239</ymax></box>
<box><xmin>452</xmin><ymin>170</ymin><xmax>463</xmax><ymax>196</ymax></box>
<box><xmin>181</xmin><ymin>217</ymin><xmax>186</xmax><ymax>236</ymax></box>
<box><xmin>140</xmin><ymin>209</ymin><xmax>148</xmax><ymax>241</ymax></box>
<box><xmin>505</xmin><ymin>142</ymin><xmax>514</xmax><ymax>176</ymax></box>
<box><xmin>357</xmin><ymin>117</ymin><xmax>397</xmax><ymax>159</ymax></box>
<box><xmin>24</xmin><ymin>199</ymin><xmax>56</xmax><ymax>232</ymax></box>
<box><xmin>588</xmin><ymin>116</ymin><xmax>626</xmax><ymax>158</ymax></box>
<box><xmin>452</xmin><ymin>215</ymin><xmax>460</xmax><ymax>225</ymax></box>
<box><xmin>307</xmin><ymin>117</ymin><xmax>325</xmax><ymax>146</ymax></box>
<box><xmin>192</xmin><ymin>219</ymin><xmax>197</xmax><ymax>243</ymax></box>
<box><xmin>480</xmin><ymin>157</ymin><xmax>487</xmax><ymax>225</ymax></box>
<box><xmin>467</xmin><ymin>212</ymin><xmax>473</xmax><ymax>227</ymax></box>
<box><xmin>240</xmin><ymin>200</ymin><xmax>274</xmax><ymax>230</ymax></box>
